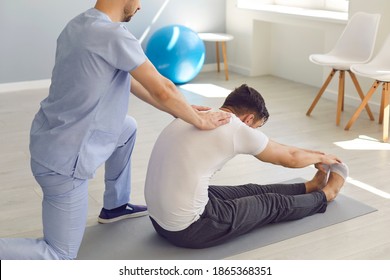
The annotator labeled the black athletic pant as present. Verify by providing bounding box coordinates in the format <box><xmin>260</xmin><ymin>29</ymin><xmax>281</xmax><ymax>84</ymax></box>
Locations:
<box><xmin>151</xmin><ymin>182</ymin><xmax>327</xmax><ymax>249</ymax></box>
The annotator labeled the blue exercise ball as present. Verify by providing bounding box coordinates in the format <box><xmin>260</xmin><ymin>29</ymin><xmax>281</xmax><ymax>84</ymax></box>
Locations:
<box><xmin>146</xmin><ymin>25</ymin><xmax>205</xmax><ymax>84</ymax></box>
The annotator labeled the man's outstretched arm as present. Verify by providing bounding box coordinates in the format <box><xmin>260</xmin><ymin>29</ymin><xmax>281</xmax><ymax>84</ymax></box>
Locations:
<box><xmin>255</xmin><ymin>140</ymin><xmax>341</xmax><ymax>168</ymax></box>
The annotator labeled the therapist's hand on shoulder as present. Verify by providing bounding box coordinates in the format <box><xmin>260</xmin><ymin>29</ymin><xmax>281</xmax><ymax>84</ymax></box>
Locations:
<box><xmin>191</xmin><ymin>105</ymin><xmax>212</xmax><ymax>112</ymax></box>
<box><xmin>195</xmin><ymin>110</ymin><xmax>231</xmax><ymax>130</ymax></box>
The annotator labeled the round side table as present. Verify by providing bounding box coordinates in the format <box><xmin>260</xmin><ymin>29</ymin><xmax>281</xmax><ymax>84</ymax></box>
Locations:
<box><xmin>198</xmin><ymin>33</ymin><xmax>234</xmax><ymax>80</ymax></box>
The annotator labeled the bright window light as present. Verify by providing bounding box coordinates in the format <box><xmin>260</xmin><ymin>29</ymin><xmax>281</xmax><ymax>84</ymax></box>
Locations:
<box><xmin>179</xmin><ymin>83</ymin><xmax>232</xmax><ymax>98</ymax></box>
<box><xmin>167</xmin><ymin>26</ymin><xmax>180</xmax><ymax>51</ymax></box>
<box><xmin>309</xmin><ymin>164</ymin><xmax>390</xmax><ymax>199</ymax></box>
<box><xmin>347</xmin><ymin>177</ymin><xmax>390</xmax><ymax>199</ymax></box>
<box><xmin>332</xmin><ymin>135</ymin><xmax>390</xmax><ymax>199</ymax></box>
<box><xmin>139</xmin><ymin>0</ymin><xmax>171</xmax><ymax>43</ymax></box>
<box><xmin>334</xmin><ymin>135</ymin><xmax>390</xmax><ymax>151</ymax></box>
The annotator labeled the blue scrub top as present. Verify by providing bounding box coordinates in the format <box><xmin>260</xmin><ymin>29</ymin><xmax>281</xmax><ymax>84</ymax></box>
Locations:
<box><xmin>30</xmin><ymin>8</ymin><xmax>146</xmax><ymax>179</ymax></box>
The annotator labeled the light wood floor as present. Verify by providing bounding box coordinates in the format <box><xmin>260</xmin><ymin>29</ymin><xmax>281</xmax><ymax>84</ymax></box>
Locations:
<box><xmin>1</xmin><ymin>72</ymin><xmax>389</xmax><ymax>259</ymax></box>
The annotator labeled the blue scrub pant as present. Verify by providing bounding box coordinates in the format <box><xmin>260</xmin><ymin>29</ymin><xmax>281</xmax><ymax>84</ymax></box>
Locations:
<box><xmin>0</xmin><ymin>116</ymin><xmax>137</xmax><ymax>260</ymax></box>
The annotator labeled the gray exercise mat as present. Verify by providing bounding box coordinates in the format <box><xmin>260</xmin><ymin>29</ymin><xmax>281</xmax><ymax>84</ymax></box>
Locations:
<box><xmin>77</xmin><ymin>180</ymin><xmax>377</xmax><ymax>260</ymax></box>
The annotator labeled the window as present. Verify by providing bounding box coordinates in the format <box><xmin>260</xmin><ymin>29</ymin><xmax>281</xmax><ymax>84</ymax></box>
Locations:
<box><xmin>236</xmin><ymin>0</ymin><xmax>348</xmax><ymax>22</ymax></box>
<box><xmin>274</xmin><ymin>0</ymin><xmax>348</xmax><ymax>12</ymax></box>
<box><xmin>325</xmin><ymin>0</ymin><xmax>349</xmax><ymax>12</ymax></box>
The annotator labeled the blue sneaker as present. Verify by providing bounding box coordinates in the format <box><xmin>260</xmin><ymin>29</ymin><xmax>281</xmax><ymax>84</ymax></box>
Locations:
<box><xmin>98</xmin><ymin>203</ymin><xmax>148</xmax><ymax>224</ymax></box>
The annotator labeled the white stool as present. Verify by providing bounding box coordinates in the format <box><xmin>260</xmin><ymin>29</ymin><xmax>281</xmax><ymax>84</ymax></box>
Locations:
<box><xmin>198</xmin><ymin>33</ymin><xmax>234</xmax><ymax>80</ymax></box>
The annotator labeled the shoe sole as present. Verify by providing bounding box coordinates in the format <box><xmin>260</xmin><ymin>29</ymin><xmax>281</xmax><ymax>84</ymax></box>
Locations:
<box><xmin>97</xmin><ymin>210</ymin><xmax>148</xmax><ymax>224</ymax></box>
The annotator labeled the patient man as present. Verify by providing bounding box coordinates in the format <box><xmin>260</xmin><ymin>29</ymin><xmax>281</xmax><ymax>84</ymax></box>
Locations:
<box><xmin>144</xmin><ymin>84</ymin><xmax>348</xmax><ymax>249</ymax></box>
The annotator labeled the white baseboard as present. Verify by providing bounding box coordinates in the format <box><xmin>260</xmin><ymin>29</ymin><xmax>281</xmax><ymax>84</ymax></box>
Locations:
<box><xmin>1</xmin><ymin>64</ymin><xmax>241</xmax><ymax>92</ymax></box>
<box><xmin>200</xmin><ymin>63</ymin><xmax>219</xmax><ymax>72</ymax></box>
<box><xmin>201</xmin><ymin>63</ymin><xmax>251</xmax><ymax>76</ymax></box>
<box><xmin>0</xmin><ymin>79</ymin><xmax>51</xmax><ymax>94</ymax></box>
<box><xmin>0</xmin><ymin>76</ymin><xmax>381</xmax><ymax>115</ymax></box>
<box><xmin>0</xmin><ymin>65</ymin><xmax>229</xmax><ymax>94</ymax></box>
<box><xmin>228</xmin><ymin>63</ymin><xmax>252</xmax><ymax>76</ymax></box>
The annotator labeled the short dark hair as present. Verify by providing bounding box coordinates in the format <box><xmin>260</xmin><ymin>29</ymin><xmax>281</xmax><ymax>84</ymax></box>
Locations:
<box><xmin>221</xmin><ymin>84</ymin><xmax>269</xmax><ymax>123</ymax></box>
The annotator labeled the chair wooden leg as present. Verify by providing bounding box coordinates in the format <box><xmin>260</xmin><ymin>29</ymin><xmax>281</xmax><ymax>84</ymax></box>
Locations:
<box><xmin>382</xmin><ymin>82</ymin><xmax>389</xmax><ymax>142</ymax></box>
<box><xmin>345</xmin><ymin>80</ymin><xmax>381</xmax><ymax>131</ymax></box>
<box><xmin>379</xmin><ymin>85</ymin><xmax>385</xmax><ymax>124</ymax></box>
<box><xmin>215</xmin><ymin>42</ymin><xmax>220</xmax><ymax>73</ymax></box>
<box><xmin>306</xmin><ymin>69</ymin><xmax>337</xmax><ymax>116</ymax></box>
<box><xmin>348</xmin><ymin>71</ymin><xmax>375</xmax><ymax>121</ymax></box>
<box><xmin>221</xmin><ymin>41</ymin><xmax>229</xmax><ymax>80</ymax></box>
<box><xmin>336</xmin><ymin>70</ymin><xmax>345</xmax><ymax>126</ymax></box>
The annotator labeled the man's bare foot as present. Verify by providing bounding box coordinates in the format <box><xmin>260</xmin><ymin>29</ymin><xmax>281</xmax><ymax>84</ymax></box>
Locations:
<box><xmin>305</xmin><ymin>169</ymin><xmax>329</xmax><ymax>193</ymax></box>
<box><xmin>321</xmin><ymin>163</ymin><xmax>349</xmax><ymax>202</ymax></box>
<box><xmin>322</xmin><ymin>172</ymin><xmax>345</xmax><ymax>201</ymax></box>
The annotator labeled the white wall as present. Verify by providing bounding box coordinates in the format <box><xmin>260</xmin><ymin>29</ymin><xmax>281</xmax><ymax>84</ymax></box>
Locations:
<box><xmin>0</xmin><ymin>0</ymin><xmax>95</xmax><ymax>84</ymax></box>
<box><xmin>226</xmin><ymin>0</ymin><xmax>345</xmax><ymax>82</ymax></box>
<box><xmin>0</xmin><ymin>0</ymin><xmax>226</xmax><ymax>84</ymax></box>
<box><xmin>226</xmin><ymin>0</ymin><xmax>390</xmax><ymax>111</ymax></box>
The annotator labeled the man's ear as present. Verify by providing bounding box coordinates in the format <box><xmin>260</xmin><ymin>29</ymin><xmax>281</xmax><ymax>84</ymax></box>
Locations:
<box><xmin>243</xmin><ymin>114</ymin><xmax>255</xmax><ymax>125</ymax></box>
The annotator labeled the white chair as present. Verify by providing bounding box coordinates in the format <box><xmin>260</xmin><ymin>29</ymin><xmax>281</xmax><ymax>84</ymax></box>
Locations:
<box><xmin>344</xmin><ymin>35</ymin><xmax>390</xmax><ymax>142</ymax></box>
<box><xmin>306</xmin><ymin>12</ymin><xmax>381</xmax><ymax>126</ymax></box>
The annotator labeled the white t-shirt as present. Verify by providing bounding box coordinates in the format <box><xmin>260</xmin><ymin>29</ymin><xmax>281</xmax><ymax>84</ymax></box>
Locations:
<box><xmin>144</xmin><ymin>114</ymin><xmax>269</xmax><ymax>231</ymax></box>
